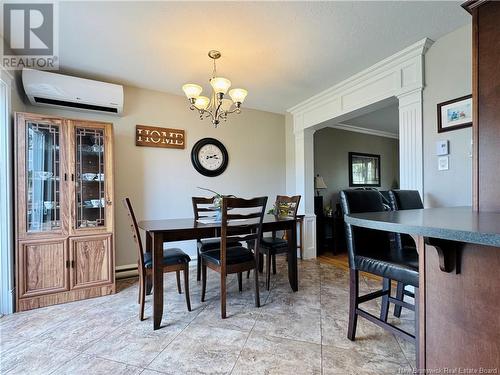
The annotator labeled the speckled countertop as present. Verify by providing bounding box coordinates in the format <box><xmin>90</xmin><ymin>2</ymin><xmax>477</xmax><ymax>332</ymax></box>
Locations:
<box><xmin>345</xmin><ymin>206</ymin><xmax>500</xmax><ymax>247</ymax></box>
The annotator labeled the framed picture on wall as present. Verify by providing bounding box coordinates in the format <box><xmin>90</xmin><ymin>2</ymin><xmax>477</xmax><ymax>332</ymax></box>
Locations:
<box><xmin>349</xmin><ymin>152</ymin><xmax>381</xmax><ymax>187</ymax></box>
<box><xmin>437</xmin><ymin>95</ymin><xmax>473</xmax><ymax>133</ymax></box>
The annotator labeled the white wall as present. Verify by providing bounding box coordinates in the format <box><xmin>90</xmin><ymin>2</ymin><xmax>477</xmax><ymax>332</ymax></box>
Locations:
<box><xmin>314</xmin><ymin>127</ymin><xmax>399</xmax><ymax>208</ymax></box>
<box><xmin>17</xmin><ymin>84</ymin><xmax>286</xmax><ymax>266</ymax></box>
<box><xmin>423</xmin><ymin>24</ymin><xmax>472</xmax><ymax>207</ymax></box>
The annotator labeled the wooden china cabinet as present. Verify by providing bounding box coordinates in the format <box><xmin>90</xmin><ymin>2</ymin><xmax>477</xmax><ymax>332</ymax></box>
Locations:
<box><xmin>14</xmin><ymin>112</ymin><xmax>115</xmax><ymax>312</ymax></box>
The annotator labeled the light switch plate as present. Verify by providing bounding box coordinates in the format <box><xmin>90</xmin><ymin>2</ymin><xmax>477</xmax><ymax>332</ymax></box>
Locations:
<box><xmin>436</xmin><ymin>140</ymin><xmax>449</xmax><ymax>156</ymax></box>
<box><xmin>438</xmin><ymin>156</ymin><xmax>449</xmax><ymax>171</ymax></box>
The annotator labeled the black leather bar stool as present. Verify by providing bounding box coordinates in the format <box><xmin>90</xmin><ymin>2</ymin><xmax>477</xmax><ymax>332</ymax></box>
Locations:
<box><xmin>340</xmin><ymin>190</ymin><xmax>419</xmax><ymax>343</ymax></box>
<box><xmin>389</xmin><ymin>190</ymin><xmax>423</xmax><ymax>317</ymax></box>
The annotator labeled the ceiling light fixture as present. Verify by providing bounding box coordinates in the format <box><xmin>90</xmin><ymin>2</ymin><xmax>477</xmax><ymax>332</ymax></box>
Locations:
<box><xmin>182</xmin><ymin>50</ymin><xmax>247</xmax><ymax>128</ymax></box>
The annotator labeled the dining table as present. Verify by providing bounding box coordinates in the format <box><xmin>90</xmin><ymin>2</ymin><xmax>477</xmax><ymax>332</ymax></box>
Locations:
<box><xmin>138</xmin><ymin>214</ymin><xmax>298</xmax><ymax>330</ymax></box>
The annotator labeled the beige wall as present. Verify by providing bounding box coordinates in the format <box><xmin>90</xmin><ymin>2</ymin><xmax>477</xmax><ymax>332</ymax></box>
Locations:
<box><xmin>17</xmin><ymin>84</ymin><xmax>285</xmax><ymax>266</ymax></box>
<box><xmin>314</xmin><ymin>127</ymin><xmax>399</xmax><ymax>209</ymax></box>
<box><xmin>423</xmin><ymin>24</ymin><xmax>472</xmax><ymax>207</ymax></box>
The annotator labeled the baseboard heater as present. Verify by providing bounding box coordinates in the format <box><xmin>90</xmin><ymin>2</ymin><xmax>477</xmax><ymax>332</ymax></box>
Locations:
<box><xmin>115</xmin><ymin>264</ymin><xmax>139</xmax><ymax>279</ymax></box>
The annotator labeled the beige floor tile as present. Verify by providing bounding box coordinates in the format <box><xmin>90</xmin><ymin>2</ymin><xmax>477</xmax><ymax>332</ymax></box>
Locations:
<box><xmin>322</xmin><ymin>343</ymin><xmax>412</xmax><ymax>375</ymax></box>
<box><xmin>146</xmin><ymin>324</ymin><xmax>247</xmax><ymax>375</ymax></box>
<box><xmin>232</xmin><ymin>332</ymin><xmax>321</xmax><ymax>375</ymax></box>
<box><xmin>0</xmin><ymin>340</ymin><xmax>79</xmax><ymax>374</ymax></box>
<box><xmin>51</xmin><ymin>353</ymin><xmax>143</xmax><ymax>375</ymax></box>
<box><xmin>84</xmin><ymin>317</ymin><xmax>188</xmax><ymax>367</ymax></box>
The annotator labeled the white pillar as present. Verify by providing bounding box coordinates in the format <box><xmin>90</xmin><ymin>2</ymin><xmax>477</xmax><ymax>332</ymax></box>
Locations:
<box><xmin>397</xmin><ymin>89</ymin><xmax>424</xmax><ymax>196</ymax></box>
<box><xmin>294</xmin><ymin>127</ymin><xmax>316</xmax><ymax>259</ymax></box>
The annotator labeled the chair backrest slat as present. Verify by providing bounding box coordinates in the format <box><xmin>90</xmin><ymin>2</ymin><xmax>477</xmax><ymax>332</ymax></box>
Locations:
<box><xmin>220</xmin><ymin>196</ymin><xmax>268</xmax><ymax>268</ymax></box>
<box><xmin>192</xmin><ymin>196</ymin><xmax>217</xmax><ymax>220</ymax></box>
<box><xmin>122</xmin><ymin>198</ymin><xmax>145</xmax><ymax>271</ymax></box>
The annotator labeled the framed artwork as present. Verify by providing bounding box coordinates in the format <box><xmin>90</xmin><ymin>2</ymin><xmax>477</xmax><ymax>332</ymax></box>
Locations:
<box><xmin>349</xmin><ymin>152</ymin><xmax>381</xmax><ymax>187</ymax></box>
<box><xmin>437</xmin><ymin>95</ymin><xmax>473</xmax><ymax>133</ymax></box>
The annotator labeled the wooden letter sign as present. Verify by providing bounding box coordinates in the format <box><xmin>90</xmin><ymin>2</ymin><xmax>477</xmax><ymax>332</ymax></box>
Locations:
<box><xmin>135</xmin><ymin>125</ymin><xmax>185</xmax><ymax>149</ymax></box>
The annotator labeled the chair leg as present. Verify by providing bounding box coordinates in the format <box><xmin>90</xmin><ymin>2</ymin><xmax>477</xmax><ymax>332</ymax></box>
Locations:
<box><xmin>197</xmin><ymin>247</ymin><xmax>201</xmax><ymax>282</ymax></box>
<box><xmin>201</xmin><ymin>260</ymin><xmax>207</xmax><ymax>302</ymax></box>
<box><xmin>246</xmin><ymin>270</ymin><xmax>250</xmax><ymax>279</ymax></box>
<box><xmin>254</xmin><ymin>267</ymin><xmax>260</xmax><ymax>308</ymax></box>
<box><xmin>380</xmin><ymin>278</ymin><xmax>391</xmax><ymax>322</ymax></box>
<box><xmin>176</xmin><ymin>270</ymin><xmax>182</xmax><ymax>294</ymax></box>
<box><xmin>139</xmin><ymin>273</ymin><xmax>146</xmax><ymax>321</ymax></box>
<box><xmin>237</xmin><ymin>272</ymin><xmax>243</xmax><ymax>292</ymax></box>
<box><xmin>145</xmin><ymin>274</ymin><xmax>153</xmax><ymax>296</ymax></box>
<box><xmin>221</xmin><ymin>273</ymin><xmax>227</xmax><ymax>319</ymax></box>
<box><xmin>259</xmin><ymin>252</ymin><xmax>264</xmax><ymax>273</ymax></box>
<box><xmin>272</xmin><ymin>254</ymin><xmax>276</xmax><ymax>275</ymax></box>
<box><xmin>394</xmin><ymin>282</ymin><xmax>404</xmax><ymax>318</ymax></box>
<box><xmin>184</xmin><ymin>264</ymin><xmax>191</xmax><ymax>312</ymax></box>
<box><xmin>266</xmin><ymin>253</ymin><xmax>271</xmax><ymax>291</ymax></box>
<box><xmin>347</xmin><ymin>269</ymin><xmax>359</xmax><ymax>341</ymax></box>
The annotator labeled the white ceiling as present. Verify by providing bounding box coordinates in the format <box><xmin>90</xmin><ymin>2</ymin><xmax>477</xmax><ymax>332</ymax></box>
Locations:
<box><xmin>57</xmin><ymin>1</ymin><xmax>470</xmax><ymax>114</ymax></box>
<box><xmin>342</xmin><ymin>100</ymin><xmax>400</xmax><ymax>135</ymax></box>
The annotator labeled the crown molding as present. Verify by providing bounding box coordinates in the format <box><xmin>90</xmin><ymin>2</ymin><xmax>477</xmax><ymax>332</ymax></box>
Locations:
<box><xmin>330</xmin><ymin>122</ymin><xmax>399</xmax><ymax>139</ymax></box>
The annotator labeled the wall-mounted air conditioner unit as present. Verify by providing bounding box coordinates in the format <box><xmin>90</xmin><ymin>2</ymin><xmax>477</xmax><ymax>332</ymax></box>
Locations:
<box><xmin>22</xmin><ymin>68</ymin><xmax>124</xmax><ymax>115</ymax></box>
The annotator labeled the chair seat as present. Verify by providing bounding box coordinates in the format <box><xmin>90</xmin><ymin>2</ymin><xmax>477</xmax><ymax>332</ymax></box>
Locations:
<box><xmin>198</xmin><ymin>238</ymin><xmax>241</xmax><ymax>252</ymax></box>
<box><xmin>144</xmin><ymin>248</ymin><xmax>191</xmax><ymax>268</ymax></box>
<box><xmin>261</xmin><ymin>236</ymin><xmax>288</xmax><ymax>249</ymax></box>
<box><xmin>355</xmin><ymin>248</ymin><xmax>419</xmax><ymax>287</ymax></box>
<box><xmin>201</xmin><ymin>246</ymin><xmax>255</xmax><ymax>266</ymax></box>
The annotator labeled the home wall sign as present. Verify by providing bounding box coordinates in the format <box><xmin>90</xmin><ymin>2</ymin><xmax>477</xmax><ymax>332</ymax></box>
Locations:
<box><xmin>135</xmin><ymin>125</ymin><xmax>185</xmax><ymax>149</ymax></box>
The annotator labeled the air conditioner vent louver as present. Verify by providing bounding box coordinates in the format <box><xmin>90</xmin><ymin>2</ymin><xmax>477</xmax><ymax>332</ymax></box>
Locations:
<box><xmin>33</xmin><ymin>97</ymin><xmax>118</xmax><ymax>113</ymax></box>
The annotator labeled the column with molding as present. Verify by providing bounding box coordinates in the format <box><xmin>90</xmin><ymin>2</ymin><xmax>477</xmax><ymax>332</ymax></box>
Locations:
<box><xmin>397</xmin><ymin>89</ymin><xmax>424</xmax><ymax>197</ymax></box>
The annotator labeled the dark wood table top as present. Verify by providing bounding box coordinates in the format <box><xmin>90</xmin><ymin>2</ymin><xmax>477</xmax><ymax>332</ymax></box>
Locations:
<box><xmin>138</xmin><ymin>214</ymin><xmax>297</xmax><ymax>233</ymax></box>
<box><xmin>345</xmin><ymin>206</ymin><xmax>500</xmax><ymax>247</ymax></box>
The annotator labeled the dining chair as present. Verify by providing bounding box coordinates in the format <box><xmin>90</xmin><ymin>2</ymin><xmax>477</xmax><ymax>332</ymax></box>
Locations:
<box><xmin>200</xmin><ymin>196</ymin><xmax>268</xmax><ymax>319</ymax></box>
<box><xmin>258</xmin><ymin>195</ymin><xmax>301</xmax><ymax>290</ymax></box>
<box><xmin>122</xmin><ymin>198</ymin><xmax>191</xmax><ymax>320</ymax></box>
<box><xmin>389</xmin><ymin>189</ymin><xmax>423</xmax><ymax>318</ymax></box>
<box><xmin>340</xmin><ymin>190</ymin><xmax>418</xmax><ymax>343</ymax></box>
<box><xmin>192</xmin><ymin>197</ymin><xmax>242</xmax><ymax>283</ymax></box>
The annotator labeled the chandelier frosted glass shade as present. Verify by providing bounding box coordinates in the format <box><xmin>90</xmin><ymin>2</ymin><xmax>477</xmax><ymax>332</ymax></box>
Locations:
<box><xmin>182</xmin><ymin>50</ymin><xmax>247</xmax><ymax>128</ymax></box>
<box><xmin>210</xmin><ymin>77</ymin><xmax>231</xmax><ymax>95</ymax></box>
<box><xmin>194</xmin><ymin>96</ymin><xmax>210</xmax><ymax>110</ymax></box>
<box><xmin>182</xmin><ymin>84</ymin><xmax>203</xmax><ymax>99</ymax></box>
<box><xmin>229</xmin><ymin>88</ymin><xmax>248</xmax><ymax>104</ymax></box>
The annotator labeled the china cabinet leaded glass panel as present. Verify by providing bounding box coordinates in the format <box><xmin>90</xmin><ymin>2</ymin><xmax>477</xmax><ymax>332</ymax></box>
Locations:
<box><xmin>26</xmin><ymin>122</ymin><xmax>61</xmax><ymax>232</ymax></box>
<box><xmin>75</xmin><ymin>127</ymin><xmax>106</xmax><ymax>229</ymax></box>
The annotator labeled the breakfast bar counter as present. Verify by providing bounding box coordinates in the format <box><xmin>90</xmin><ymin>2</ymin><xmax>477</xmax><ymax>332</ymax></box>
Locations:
<box><xmin>345</xmin><ymin>207</ymin><xmax>500</xmax><ymax>371</ymax></box>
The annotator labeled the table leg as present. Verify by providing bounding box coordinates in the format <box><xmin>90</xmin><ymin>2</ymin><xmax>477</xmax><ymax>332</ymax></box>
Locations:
<box><xmin>153</xmin><ymin>232</ymin><xmax>164</xmax><ymax>330</ymax></box>
<box><xmin>288</xmin><ymin>221</ymin><xmax>298</xmax><ymax>292</ymax></box>
<box><xmin>146</xmin><ymin>232</ymin><xmax>153</xmax><ymax>295</ymax></box>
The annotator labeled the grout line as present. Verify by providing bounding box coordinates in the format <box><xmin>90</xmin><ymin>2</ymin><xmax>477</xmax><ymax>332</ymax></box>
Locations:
<box><xmin>229</xmin><ymin>269</ymin><xmax>273</xmax><ymax>375</ymax></box>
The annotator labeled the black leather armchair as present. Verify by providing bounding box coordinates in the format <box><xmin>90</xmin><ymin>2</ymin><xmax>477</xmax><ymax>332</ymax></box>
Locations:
<box><xmin>340</xmin><ymin>190</ymin><xmax>418</xmax><ymax>344</ymax></box>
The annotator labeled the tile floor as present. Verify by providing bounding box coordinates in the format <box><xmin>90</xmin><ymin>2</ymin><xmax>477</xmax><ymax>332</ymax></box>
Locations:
<box><xmin>0</xmin><ymin>259</ymin><xmax>415</xmax><ymax>374</ymax></box>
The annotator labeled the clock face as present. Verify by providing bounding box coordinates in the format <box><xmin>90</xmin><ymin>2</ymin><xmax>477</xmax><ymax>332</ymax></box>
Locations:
<box><xmin>191</xmin><ymin>138</ymin><xmax>229</xmax><ymax>177</ymax></box>
<box><xmin>198</xmin><ymin>144</ymin><xmax>224</xmax><ymax>171</ymax></box>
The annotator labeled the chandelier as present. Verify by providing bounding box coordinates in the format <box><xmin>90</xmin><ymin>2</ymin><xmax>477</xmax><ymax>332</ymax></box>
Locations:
<box><xmin>182</xmin><ymin>50</ymin><xmax>248</xmax><ymax>128</ymax></box>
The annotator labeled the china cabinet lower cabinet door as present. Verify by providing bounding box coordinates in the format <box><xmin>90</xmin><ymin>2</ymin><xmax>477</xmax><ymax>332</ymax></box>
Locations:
<box><xmin>70</xmin><ymin>234</ymin><xmax>113</xmax><ymax>289</ymax></box>
<box><xmin>17</xmin><ymin>238</ymin><xmax>69</xmax><ymax>298</ymax></box>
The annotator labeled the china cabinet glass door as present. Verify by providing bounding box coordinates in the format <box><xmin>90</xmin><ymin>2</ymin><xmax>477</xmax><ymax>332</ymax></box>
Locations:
<box><xmin>26</xmin><ymin>122</ymin><xmax>62</xmax><ymax>232</ymax></box>
<box><xmin>74</xmin><ymin>127</ymin><xmax>106</xmax><ymax>230</ymax></box>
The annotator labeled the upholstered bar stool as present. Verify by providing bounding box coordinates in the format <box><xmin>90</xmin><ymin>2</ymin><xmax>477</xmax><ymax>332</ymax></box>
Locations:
<box><xmin>389</xmin><ymin>189</ymin><xmax>423</xmax><ymax>317</ymax></box>
<box><xmin>340</xmin><ymin>190</ymin><xmax>419</xmax><ymax>343</ymax></box>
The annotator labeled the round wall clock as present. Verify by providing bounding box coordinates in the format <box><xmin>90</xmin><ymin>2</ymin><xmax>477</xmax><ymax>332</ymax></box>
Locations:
<box><xmin>191</xmin><ymin>138</ymin><xmax>229</xmax><ymax>177</ymax></box>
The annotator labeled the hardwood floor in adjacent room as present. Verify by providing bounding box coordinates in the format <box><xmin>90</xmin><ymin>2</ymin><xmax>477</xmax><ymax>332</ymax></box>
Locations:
<box><xmin>0</xmin><ymin>258</ymin><xmax>415</xmax><ymax>374</ymax></box>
